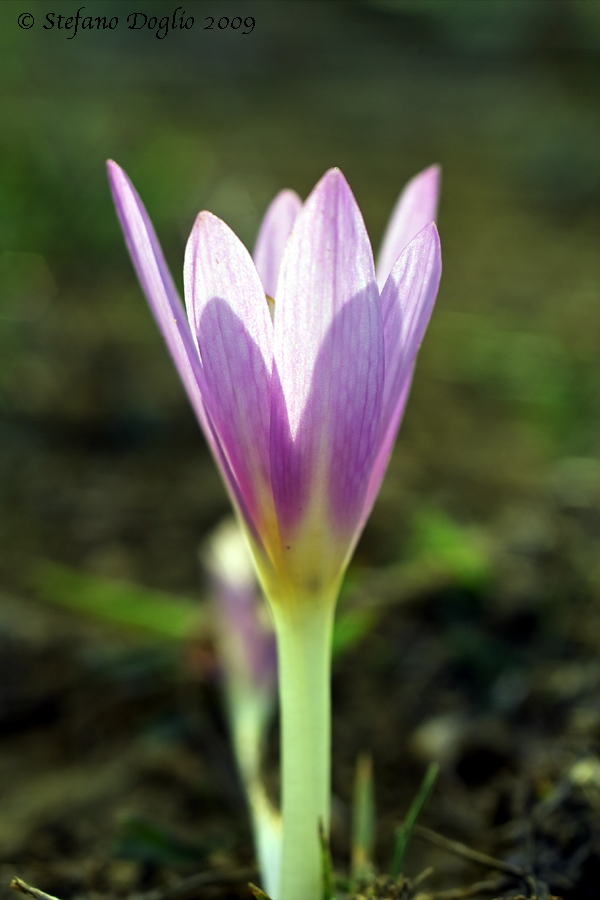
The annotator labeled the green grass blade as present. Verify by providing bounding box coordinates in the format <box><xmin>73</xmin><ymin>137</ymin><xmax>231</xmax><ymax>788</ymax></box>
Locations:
<box><xmin>248</xmin><ymin>884</ymin><xmax>272</xmax><ymax>900</ymax></box>
<box><xmin>390</xmin><ymin>762</ymin><xmax>439</xmax><ymax>879</ymax></box>
<box><xmin>33</xmin><ymin>560</ymin><xmax>207</xmax><ymax>640</ymax></box>
<box><xmin>351</xmin><ymin>752</ymin><xmax>375</xmax><ymax>882</ymax></box>
<box><xmin>319</xmin><ymin>819</ymin><xmax>334</xmax><ymax>900</ymax></box>
<box><xmin>332</xmin><ymin>606</ymin><xmax>379</xmax><ymax>658</ymax></box>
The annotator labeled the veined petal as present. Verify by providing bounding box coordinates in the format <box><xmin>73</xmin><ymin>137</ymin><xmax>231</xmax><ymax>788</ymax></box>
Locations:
<box><xmin>106</xmin><ymin>161</ymin><xmax>261</xmax><ymax>545</ymax></box>
<box><xmin>107</xmin><ymin>161</ymin><xmax>207</xmax><ymax>426</ymax></box>
<box><xmin>184</xmin><ymin>211</ymin><xmax>275</xmax><ymax>545</ymax></box>
<box><xmin>360</xmin><ymin>223</ymin><xmax>441</xmax><ymax>530</ymax></box>
<box><xmin>253</xmin><ymin>189</ymin><xmax>302</xmax><ymax>300</ymax></box>
<box><xmin>270</xmin><ymin>168</ymin><xmax>384</xmax><ymax>592</ymax></box>
<box><xmin>376</xmin><ymin>165</ymin><xmax>440</xmax><ymax>290</ymax></box>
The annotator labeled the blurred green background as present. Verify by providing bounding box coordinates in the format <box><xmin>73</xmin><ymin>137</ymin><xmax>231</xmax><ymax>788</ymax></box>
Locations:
<box><xmin>0</xmin><ymin>0</ymin><xmax>598</xmax><ymax>595</ymax></box>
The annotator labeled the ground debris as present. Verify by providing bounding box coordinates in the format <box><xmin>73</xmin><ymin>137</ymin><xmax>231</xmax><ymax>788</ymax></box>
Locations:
<box><xmin>347</xmin><ymin>871</ymin><xmax>420</xmax><ymax>898</ymax></box>
<box><xmin>10</xmin><ymin>878</ymin><xmax>62</xmax><ymax>900</ymax></box>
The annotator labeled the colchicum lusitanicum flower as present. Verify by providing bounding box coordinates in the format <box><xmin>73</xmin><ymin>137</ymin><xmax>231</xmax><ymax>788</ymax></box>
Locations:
<box><xmin>108</xmin><ymin>161</ymin><xmax>441</xmax><ymax>900</ymax></box>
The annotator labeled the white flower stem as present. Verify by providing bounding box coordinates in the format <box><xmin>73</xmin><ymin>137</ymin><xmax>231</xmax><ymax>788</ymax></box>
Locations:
<box><xmin>271</xmin><ymin>598</ymin><xmax>335</xmax><ymax>900</ymax></box>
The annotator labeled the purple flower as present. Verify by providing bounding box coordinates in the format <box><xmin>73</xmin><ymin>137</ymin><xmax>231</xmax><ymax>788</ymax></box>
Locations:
<box><xmin>107</xmin><ymin>163</ymin><xmax>441</xmax><ymax>606</ymax></box>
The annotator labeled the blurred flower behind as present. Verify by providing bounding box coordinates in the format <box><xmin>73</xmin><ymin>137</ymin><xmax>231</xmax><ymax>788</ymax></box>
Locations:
<box><xmin>202</xmin><ymin>518</ymin><xmax>280</xmax><ymax>898</ymax></box>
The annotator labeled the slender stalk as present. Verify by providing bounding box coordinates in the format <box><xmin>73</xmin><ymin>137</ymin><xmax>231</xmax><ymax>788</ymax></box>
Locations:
<box><xmin>227</xmin><ymin>691</ymin><xmax>281</xmax><ymax>899</ymax></box>
<box><xmin>271</xmin><ymin>598</ymin><xmax>335</xmax><ymax>900</ymax></box>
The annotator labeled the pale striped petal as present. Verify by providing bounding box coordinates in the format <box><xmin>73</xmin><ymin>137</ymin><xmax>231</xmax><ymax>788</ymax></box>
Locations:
<box><xmin>361</xmin><ymin>223</ymin><xmax>441</xmax><ymax>531</ymax></box>
<box><xmin>376</xmin><ymin>165</ymin><xmax>440</xmax><ymax>290</ymax></box>
<box><xmin>253</xmin><ymin>190</ymin><xmax>302</xmax><ymax>300</ymax></box>
<box><xmin>107</xmin><ymin>161</ymin><xmax>261</xmax><ymax>543</ymax></box>
<box><xmin>270</xmin><ymin>169</ymin><xmax>384</xmax><ymax>588</ymax></box>
<box><xmin>184</xmin><ymin>211</ymin><xmax>274</xmax><ymax>539</ymax></box>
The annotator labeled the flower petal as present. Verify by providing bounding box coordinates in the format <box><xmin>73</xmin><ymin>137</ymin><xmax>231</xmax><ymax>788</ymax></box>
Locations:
<box><xmin>270</xmin><ymin>169</ymin><xmax>384</xmax><ymax>586</ymax></box>
<box><xmin>106</xmin><ymin>161</ymin><xmax>261</xmax><ymax>544</ymax></box>
<box><xmin>360</xmin><ymin>223</ymin><xmax>441</xmax><ymax>530</ymax></box>
<box><xmin>253</xmin><ymin>189</ymin><xmax>302</xmax><ymax>300</ymax></box>
<box><xmin>184</xmin><ymin>211</ymin><xmax>275</xmax><ymax>542</ymax></box>
<box><xmin>107</xmin><ymin>161</ymin><xmax>208</xmax><ymax>424</ymax></box>
<box><xmin>376</xmin><ymin>165</ymin><xmax>440</xmax><ymax>290</ymax></box>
